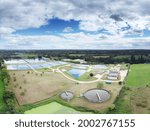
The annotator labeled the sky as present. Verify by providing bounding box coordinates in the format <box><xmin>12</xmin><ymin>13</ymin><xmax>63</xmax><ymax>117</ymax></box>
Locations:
<box><xmin>0</xmin><ymin>0</ymin><xmax>150</xmax><ymax>50</ymax></box>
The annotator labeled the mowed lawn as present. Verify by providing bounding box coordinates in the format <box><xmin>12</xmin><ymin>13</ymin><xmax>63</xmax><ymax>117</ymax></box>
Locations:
<box><xmin>126</xmin><ymin>64</ymin><xmax>150</xmax><ymax>87</ymax></box>
<box><xmin>25</xmin><ymin>102</ymin><xmax>86</xmax><ymax>114</ymax></box>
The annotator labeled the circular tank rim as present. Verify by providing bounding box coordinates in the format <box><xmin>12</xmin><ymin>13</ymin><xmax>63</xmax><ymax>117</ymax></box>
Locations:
<box><xmin>83</xmin><ymin>88</ymin><xmax>111</xmax><ymax>103</ymax></box>
<box><xmin>59</xmin><ymin>91</ymin><xmax>74</xmax><ymax>101</ymax></box>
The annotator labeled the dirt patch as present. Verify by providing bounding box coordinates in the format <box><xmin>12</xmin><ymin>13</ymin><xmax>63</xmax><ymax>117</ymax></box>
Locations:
<box><xmin>9</xmin><ymin>71</ymin><xmax>73</xmax><ymax>105</ymax></box>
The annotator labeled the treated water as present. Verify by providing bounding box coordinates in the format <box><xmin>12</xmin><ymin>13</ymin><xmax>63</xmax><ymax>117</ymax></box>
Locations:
<box><xmin>67</xmin><ymin>68</ymin><xmax>86</xmax><ymax>78</ymax></box>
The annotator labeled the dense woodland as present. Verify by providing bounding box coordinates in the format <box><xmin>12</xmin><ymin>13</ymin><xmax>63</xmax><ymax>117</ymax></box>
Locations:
<box><xmin>0</xmin><ymin>49</ymin><xmax>150</xmax><ymax>64</ymax></box>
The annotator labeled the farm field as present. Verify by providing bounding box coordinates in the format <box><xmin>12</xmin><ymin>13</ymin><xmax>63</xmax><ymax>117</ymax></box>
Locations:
<box><xmin>109</xmin><ymin>87</ymin><xmax>150</xmax><ymax>114</ymax></box>
<box><xmin>125</xmin><ymin>64</ymin><xmax>150</xmax><ymax>87</ymax></box>
<box><xmin>25</xmin><ymin>102</ymin><xmax>89</xmax><ymax>114</ymax></box>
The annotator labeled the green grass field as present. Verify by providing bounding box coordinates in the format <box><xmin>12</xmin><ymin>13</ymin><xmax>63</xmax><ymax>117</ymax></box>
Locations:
<box><xmin>25</xmin><ymin>102</ymin><xmax>85</xmax><ymax>114</ymax></box>
<box><xmin>126</xmin><ymin>64</ymin><xmax>150</xmax><ymax>87</ymax></box>
<box><xmin>0</xmin><ymin>80</ymin><xmax>6</xmax><ymax>112</ymax></box>
<box><xmin>77</xmin><ymin>71</ymin><xmax>96</xmax><ymax>81</ymax></box>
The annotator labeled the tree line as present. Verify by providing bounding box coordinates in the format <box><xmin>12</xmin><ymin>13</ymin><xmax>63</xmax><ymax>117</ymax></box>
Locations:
<box><xmin>0</xmin><ymin>60</ymin><xmax>17</xmax><ymax>113</ymax></box>
<box><xmin>0</xmin><ymin>49</ymin><xmax>150</xmax><ymax>64</ymax></box>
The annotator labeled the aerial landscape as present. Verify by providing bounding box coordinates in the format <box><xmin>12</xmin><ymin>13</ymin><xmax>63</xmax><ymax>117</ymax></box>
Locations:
<box><xmin>0</xmin><ymin>50</ymin><xmax>150</xmax><ymax>114</ymax></box>
<box><xmin>0</xmin><ymin>0</ymin><xmax>150</xmax><ymax>114</ymax></box>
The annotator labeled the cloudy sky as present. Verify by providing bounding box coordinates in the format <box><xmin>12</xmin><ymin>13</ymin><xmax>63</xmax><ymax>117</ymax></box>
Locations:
<box><xmin>0</xmin><ymin>0</ymin><xmax>150</xmax><ymax>49</ymax></box>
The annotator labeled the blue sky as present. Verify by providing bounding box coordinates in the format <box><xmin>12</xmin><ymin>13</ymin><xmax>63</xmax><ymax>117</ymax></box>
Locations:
<box><xmin>14</xmin><ymin>19</ymin><xmax>80</xmax><ymax>35</ymax></box>
<box><xmin>0</xmin><ymin>0</ymin><xmax>150</xmax><ymax>49</ymax></box>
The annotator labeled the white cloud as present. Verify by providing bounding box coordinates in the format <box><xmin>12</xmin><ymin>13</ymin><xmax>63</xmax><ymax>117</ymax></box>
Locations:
<box><xmin>0</xmin><ymin>27</ymin><xmax>15</xmax><ymax>39</ymax></box>
<box><xmin>0</xmin><ymin>27</ymin><xmax>15</xmax><ymax>34</ymax></box>
<box><xmin>0</xmin><ymin>0</ymin><xmax>150</xmax><ymax>33</ymax></box>
<box><xmin>0</xmin><ymin>0</ymin><xmax>150</xmax><ymax>49</ymax></box>
<box><xmin>1</xmin><ymin>32</ymin><xmax>149</xmax><ymax>49</ymax></box>
<box><xmin>63</xmin><ymin>27</ymin><xmax>74</xmax><ymax>32</ymax></box>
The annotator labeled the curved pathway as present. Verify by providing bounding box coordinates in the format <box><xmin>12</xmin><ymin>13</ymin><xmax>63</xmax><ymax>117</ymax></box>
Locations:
<box><xmin>57</xmin><ymin>64</ymin><xmax>101</xmax><ymax>84</ymax></box>
<box><xmin>26</xmin><ymin>62</ymin><xmax>123</xmax><ymax>84</ymax></box>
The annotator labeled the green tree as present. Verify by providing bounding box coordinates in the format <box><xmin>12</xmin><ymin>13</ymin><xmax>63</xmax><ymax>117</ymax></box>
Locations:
<box><xmin>89</xmin><ymin>73</ymin><xmax>94</xmax><ymax>77</ymax></box>
<box><xmin>118</xmin><ymin>81</ymin><xmax>122</xmax><ymax>85</ymax></box>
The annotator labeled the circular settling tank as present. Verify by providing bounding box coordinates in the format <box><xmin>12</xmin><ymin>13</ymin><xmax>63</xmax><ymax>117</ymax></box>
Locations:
<box><xmin>83</xmin><ymin>89</ymin><xmax>111</xmax><ymax>103</ymax></box>
<box><xmin>60</xmin><ymin>91</ymin><xmax>74</xmax><ymax>101</ymax></box>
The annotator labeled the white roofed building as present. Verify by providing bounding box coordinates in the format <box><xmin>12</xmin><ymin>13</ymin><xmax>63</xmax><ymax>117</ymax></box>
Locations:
<box><xmin>107</xmin><ymin>69</ymin><xmax>120</xmax><ymax>80</ymax></box>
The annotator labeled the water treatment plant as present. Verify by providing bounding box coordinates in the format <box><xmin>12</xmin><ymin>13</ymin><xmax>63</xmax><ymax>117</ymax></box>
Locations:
<box><xmin>0</xmin><ymin>56</ymin><xmax>130</xmax><ymax>114</ymax></box>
